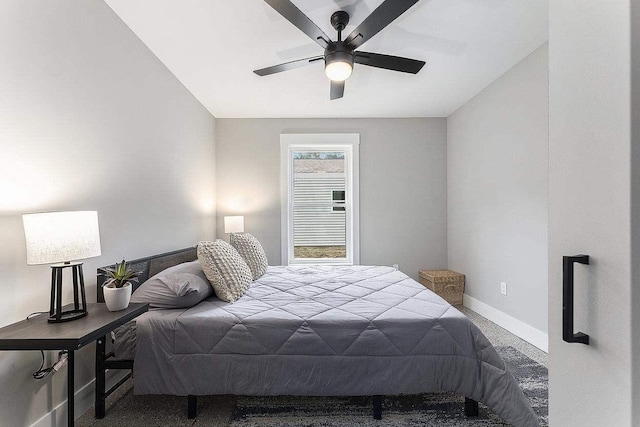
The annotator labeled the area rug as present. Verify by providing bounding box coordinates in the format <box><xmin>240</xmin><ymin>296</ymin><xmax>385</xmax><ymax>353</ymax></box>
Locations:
<box><xmin>230</xmin><ymin>346</ymin><xmax>548</xmax><ymax>427</ymax></box>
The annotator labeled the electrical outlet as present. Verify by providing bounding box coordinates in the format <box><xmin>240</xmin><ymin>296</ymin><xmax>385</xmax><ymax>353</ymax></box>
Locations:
<box><xmin>392</xmin><ymin>264</ymin><xmax>399</xmax><ymax>270</ymax></box>
<box><xmin>500</xmin><ymin>282</ymin><xmax>507</xmax><ymax>296</ymax></box>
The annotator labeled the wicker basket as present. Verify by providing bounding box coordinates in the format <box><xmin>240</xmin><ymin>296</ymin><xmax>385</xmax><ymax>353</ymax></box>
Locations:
<box><xmin>419</xmin><ymin>270</ymin><xmax>465</xmax><ymax>305</ymax></box>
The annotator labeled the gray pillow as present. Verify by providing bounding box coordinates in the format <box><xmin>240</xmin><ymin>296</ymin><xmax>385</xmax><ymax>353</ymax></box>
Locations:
<box><xmin>197</xmin><ymin>240</ymin><xmax>252</xmax><ymax>303</ymax></box>
<box><xmin>131</xmin><ymin>260</ymin><xmax>212</xmax><ymax>308</ymax></box>
<box><xmin>230</xmin><ymin>233</ymin><xmax>268</xmax><ymax>280</ymax></box>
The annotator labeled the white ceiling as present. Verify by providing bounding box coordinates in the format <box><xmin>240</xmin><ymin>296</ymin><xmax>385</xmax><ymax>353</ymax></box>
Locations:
<box><xmin>104</xmin><ymin>0</ymin><xmax>548</xmax><ymax>118</ymax></box>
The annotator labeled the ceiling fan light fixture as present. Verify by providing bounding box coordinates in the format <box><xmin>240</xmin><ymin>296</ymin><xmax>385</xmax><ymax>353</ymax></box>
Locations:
<box><xmin>325</xmin><ymin>60</ymin><xmax>352</xmax><ymax>81</ymax></box>
<box><xmin>324</xmin><ymin>47</ymin><xmax>353</xmax><ymax>81</ymax></box>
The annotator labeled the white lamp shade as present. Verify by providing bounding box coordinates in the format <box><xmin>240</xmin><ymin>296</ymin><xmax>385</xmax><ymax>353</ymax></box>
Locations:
<box><xmin>224</xmin><ymin>216</ymin><xmax>245</xmax><ymax>234</ymax></box>
<box><xmin>23</xmin><ymin>211</ymin><xmax>102</xmax><ymax>265</ymax></box>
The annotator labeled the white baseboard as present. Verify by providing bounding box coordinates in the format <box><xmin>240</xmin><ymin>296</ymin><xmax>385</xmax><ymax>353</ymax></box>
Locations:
<box><xmin>30</xmin><ymin>369</ymin><xmax>127</xmax><ymax>427</ymax></box>
<box><xmin>463</xmin><ymin>294</ymin><xmax>548</xmax><ymax>353</ymax></box>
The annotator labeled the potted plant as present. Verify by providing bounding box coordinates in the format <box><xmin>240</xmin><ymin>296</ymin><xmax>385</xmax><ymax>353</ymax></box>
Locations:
<box><xmin>100</xmin><ymin>260</ymin><xmax>141</xmax><ymax>311</ymax></box>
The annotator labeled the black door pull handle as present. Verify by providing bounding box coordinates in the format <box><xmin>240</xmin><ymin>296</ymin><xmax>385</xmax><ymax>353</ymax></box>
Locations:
<box><xmin>563</xmin><ymin>255</ymin><xmax>590</xmax><ymax>345</ymax></box>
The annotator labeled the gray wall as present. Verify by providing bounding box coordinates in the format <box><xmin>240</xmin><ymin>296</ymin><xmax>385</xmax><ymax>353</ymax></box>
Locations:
<box><xmin>549</xmin><ymin>2</ymin><xmax>635</xmax><ymax>424</ymax></box>
<box><xmin>632</xmin><ymin>1</ymin><xmax>640</xmax><ymax>424</ymax></box>
<box><xmin>0</xmin><ymin>1</ymin><xmax>215</xmax><ymax>425</ymax></box>
<box><xmin>215</xmin><ymin>118</ymin><xmax>447</xmax><ymax>280</ymax></box>
<box><xmin>447</xmin><ymin>44</ymin><xmax>549</xmax><ymax>334</ymax></box>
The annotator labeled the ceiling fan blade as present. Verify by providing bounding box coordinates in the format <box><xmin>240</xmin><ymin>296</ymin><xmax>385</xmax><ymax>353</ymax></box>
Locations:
<box><xmin>344</xmin><ymin>0</ymin><xmax>420</xmax><ymax>49</ymax></box>
<box><xmin>264</xmin><ymin>0</ymin><xmax>331</xmax><ymax>48</ymax></box>
<box><xmin>354</xmin><ymin>51</ymin><xmax>425</xmax><ymax>74</ymax></box>
<box><xmin>330</xmin><ymin>80</ymin><xmax>345</xmax><ymax>100</ymax></box>
<box><xmin>254</xmin><ymin>56</ymin><xmax>323</xmax><ymax>76</ymax></box>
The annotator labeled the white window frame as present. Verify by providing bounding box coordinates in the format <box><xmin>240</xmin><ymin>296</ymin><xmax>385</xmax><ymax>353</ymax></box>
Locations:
<box><xmin>280</xmin><ymin>133</ymin><xmax>360</xmax><ymax>265</ymax></box>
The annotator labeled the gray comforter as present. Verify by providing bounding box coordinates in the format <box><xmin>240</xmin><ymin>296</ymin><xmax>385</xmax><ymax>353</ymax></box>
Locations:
<box><xmin>134</xmin><ymin>265</ymin><xmax>538</xmax><ymax>426</ymax></box>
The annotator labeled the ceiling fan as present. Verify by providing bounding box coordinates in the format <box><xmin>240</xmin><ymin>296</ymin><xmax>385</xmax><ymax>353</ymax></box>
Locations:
<box><xmin>254</xmin><ymin>0</ymin><xmax>426</xmax><ymax>100</ymax></box>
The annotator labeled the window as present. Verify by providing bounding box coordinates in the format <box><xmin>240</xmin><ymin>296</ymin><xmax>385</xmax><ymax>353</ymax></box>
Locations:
<box><xmin>280</xmin><ymin>134</ymin><xmax>359</xmax><ymax>265</ymax></box>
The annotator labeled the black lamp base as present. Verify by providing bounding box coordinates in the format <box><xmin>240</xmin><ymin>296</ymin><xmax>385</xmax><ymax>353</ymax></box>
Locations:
<box><xmin>48</xmin><ymin>308</ymin><xmax>88</xmax><ymax>323</ymax></box>
<box><xmin>49</xmin><ymin>262</ymin><xmax>88</xmax><ymax>323</ymax></box>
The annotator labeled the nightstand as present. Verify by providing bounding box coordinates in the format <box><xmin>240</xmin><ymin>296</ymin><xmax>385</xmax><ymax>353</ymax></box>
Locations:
<box><xmin>0</xmin><ymin>303</ymin><xmax>148</xmax><ymax>427</ymax></box>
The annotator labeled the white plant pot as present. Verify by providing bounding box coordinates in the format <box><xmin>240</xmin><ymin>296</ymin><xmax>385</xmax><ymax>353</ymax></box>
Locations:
<box><xmin>103</xmin><ymin>282</ymin><xmax>132</xmax><ymax>311</ymax></box>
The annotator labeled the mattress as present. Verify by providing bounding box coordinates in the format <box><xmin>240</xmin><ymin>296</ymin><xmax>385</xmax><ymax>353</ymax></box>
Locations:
<box><xmin>133</xmin><ymin>265</ymin><xmax>539</xmax><ymax>426</ymax></box>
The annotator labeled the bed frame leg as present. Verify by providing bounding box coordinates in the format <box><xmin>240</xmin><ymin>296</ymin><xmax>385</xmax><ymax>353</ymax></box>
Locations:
<box><xmin>187</xmin><ymin>395</ymin><xmax>197</xmax><ymax>419</ymax></box>
<box><xmin>95</xmin><ymin>336</ymin><xmax>106</xmax><ymax>419</ymax></box>
<box><xmin>373</xmin><ymin>395</ymin><xmax>382</xmax><ymax>420</ymax></box>
<box><xmin>464</xmin><ymin>397</ymin><xmax>479</xmax><ymax>416</ymax></box>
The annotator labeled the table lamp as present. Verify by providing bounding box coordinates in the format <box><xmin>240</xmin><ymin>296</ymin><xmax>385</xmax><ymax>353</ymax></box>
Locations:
<box><xmin>23</xmin><ymin>211</ymin><xmax>102</xmax><ymax>323</ymax></box>
<box><xmin>224</xmin><ymin>216</ymin><xmax>245</xmax><ymax>235</ymax></box>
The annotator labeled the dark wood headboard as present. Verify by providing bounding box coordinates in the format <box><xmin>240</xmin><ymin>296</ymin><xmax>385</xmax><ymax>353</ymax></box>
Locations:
<box><xmin>96</xmin><ymin>247</ymin><xmax>198</xmax><ymax>303</ymax></box>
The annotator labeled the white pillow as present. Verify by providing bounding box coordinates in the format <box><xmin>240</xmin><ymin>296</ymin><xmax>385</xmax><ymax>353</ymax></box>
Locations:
<box><xmin>230</xmin><ymin>233</ymin><xmax>268</xmax><ymax>280</ymax></box>
<box><xmin>197</xmin><ymin>240</ymin><xmax>252</xmax><ymax>303</ymax></box>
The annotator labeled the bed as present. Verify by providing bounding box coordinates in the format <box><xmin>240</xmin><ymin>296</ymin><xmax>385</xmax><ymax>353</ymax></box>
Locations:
<box><xmin>96</xmin><ymin>247</ymin><xmax>539</xmax><ymax>426</ymax></box>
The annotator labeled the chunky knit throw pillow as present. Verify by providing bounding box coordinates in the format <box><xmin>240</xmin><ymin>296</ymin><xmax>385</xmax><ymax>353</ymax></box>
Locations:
<box><xmin>230</xmin><ymin>233</ymin><xmax>268</xmax><ymax>280</ymax></box>
<box><xmin>197</xmin><ymin>240</ymin><xmax>252</xmax><ymax>303</ymax></box>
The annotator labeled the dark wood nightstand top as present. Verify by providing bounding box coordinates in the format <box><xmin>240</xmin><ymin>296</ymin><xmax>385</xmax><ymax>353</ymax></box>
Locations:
<box><xmin>0</xmin><ymin>303</ymin><xmax>148</xmax><ymax>351</ymax></box>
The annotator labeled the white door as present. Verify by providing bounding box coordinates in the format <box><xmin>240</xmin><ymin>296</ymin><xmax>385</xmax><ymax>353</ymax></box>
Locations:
<box><xmin>549</xmin><ymin>1</ymin><xmax>637</xmax><ymax>425</ymax></box>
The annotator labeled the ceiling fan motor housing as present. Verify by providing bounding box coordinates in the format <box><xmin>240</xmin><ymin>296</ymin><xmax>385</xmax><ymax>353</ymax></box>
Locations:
<box><xmin>324</xmin><ymin>41</ymin><xmax>354</xmax><ymax>67</ymax></box>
